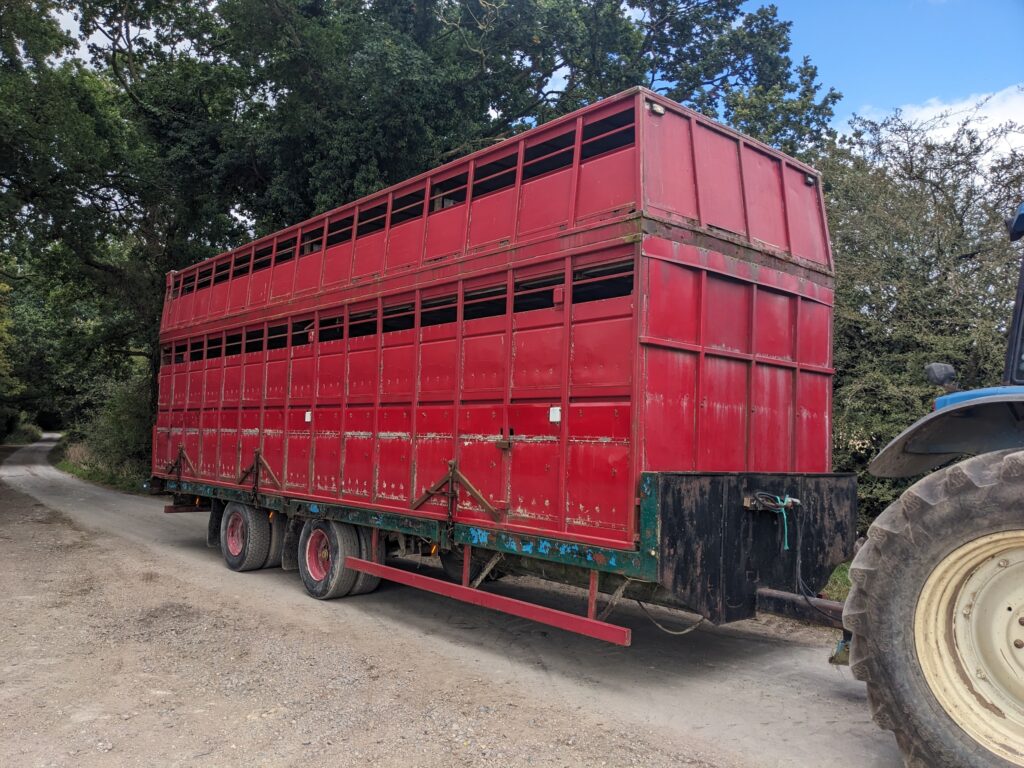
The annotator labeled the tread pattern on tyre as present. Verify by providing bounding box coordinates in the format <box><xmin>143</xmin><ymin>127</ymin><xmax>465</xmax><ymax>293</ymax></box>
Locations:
<box><xmin>844</xmin><ymin>449</ymin><xmax>1023</xmax><ymax>768</ymax></box>
<box><xmin>263</xmin><ymin>512</ymin><xmax>286</xmax><ymax>569</ymax></box>
<box><xmin>298</xmin><ymin>519</ymin><xmax>360</xmax><ymax>599</ymax></box>
<box><xmin>220</xmin><ymin>502</ymin><xmax>272</xmax><ymax>572</ymax></box>
<box><xmin>349</xmin><ymin>526</ymin><xmax>382</xmax><ymax>596</ymax></box>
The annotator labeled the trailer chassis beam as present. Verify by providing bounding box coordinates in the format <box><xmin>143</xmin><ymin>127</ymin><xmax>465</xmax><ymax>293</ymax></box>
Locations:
<box><xmin>345</xmin><ymin>556</ymin><xmax>632</xmax><ymax>646</ymax></box>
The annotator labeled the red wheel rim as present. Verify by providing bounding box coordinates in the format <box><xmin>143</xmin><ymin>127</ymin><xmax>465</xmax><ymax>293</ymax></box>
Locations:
<box><xmin>225</xmin><ymin>511</ymin><xmax>245</xmax><ymax>557</ymax></box>
<box><xmin>306</xmin><ymin>528</ymin><xmax>331</xmax><ymax>582</ymax></box>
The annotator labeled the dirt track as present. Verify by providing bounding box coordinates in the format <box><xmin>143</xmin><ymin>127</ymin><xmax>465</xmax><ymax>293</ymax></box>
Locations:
<box><xmin>0</xmin><ymin>437</ymin><xmax>902</xmax><ymax>767</ymax></box>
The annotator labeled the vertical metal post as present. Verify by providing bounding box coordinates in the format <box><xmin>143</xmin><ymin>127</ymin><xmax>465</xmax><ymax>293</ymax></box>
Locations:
<box><xmin>587</xmin><ymin>569</ymin><xmax>599</xmax><ymax>620</ymax></box>
<box><xmin>462</xmin><ymin>544</ymin><xmax>472</xmax><ymax>587</ymax></box>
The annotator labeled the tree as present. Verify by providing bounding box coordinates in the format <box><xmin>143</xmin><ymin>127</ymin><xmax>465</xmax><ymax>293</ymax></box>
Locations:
<box><xmin>822</xmin><ymin>106</ymin><xmax>1024</xmax><ymax>525</ymax></box>
<box><xmin>2</xmin><ymin>0</ymin><xmax>840</xmax><ymax>466</ymax></box>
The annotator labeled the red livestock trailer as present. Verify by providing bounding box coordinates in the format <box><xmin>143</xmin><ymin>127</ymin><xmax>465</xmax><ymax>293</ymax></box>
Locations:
<box><xmin>152</xmin><ymin>86</ymin><xmax>856</xmax><ymax>644</ymax></box>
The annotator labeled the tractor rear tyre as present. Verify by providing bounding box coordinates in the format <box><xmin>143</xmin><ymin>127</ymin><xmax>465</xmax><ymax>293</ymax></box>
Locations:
<box><xmin>297</xmin><ymin>519</ymin><xmax>360</xmax><ymax>599</ymax></box>
<box><xmin>220</xmin><ymin>502</ymin><xmax>272</xmax><ymax>572</ymax></box>
<box><xmin>844</xmin><ymin>450</ymin><xmax>1024</xmax><ymax>767</ymax></box>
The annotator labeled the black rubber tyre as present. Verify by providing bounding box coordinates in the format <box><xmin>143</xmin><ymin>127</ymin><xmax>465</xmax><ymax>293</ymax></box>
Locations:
<box><xmin>297</xmin><ymin>519</ymin><xmax>360</xmax><ymax>599</ymax></box>
<box><xmin>220</xmin><ymin>502</ymin><xmax>272</xmax><ymax>572</ymax></box>
<box><xmin>263</xmin><ymin>512</ymin><xmax>286</xmax><ymax>569</ymax></box>
<box><xmin>844</xmin><ymin>450</ymin><xmax>1024</xmax><ymax>768</ymax></box>
<box><xmin>348</xmin><ymin>526</ymin><xmax>383</xmax><ymax>596</ymax></box>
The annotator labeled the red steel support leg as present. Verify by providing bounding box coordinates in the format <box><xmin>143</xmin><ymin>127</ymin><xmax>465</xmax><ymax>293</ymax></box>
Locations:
<box><xmin>461</xmin><ymin>544</ymin><xmax>472</xmax><ymax>587</ymax></box>
<box><xmin>346</xmin><ymin>557</ymin><xmax>632</xmax><ymax>646</ymax></box>
<box><xmin>371</xmin><ymin>527</ymin><xmax>380</xmax><ymax>563</ymax></box>
<box><xmin>587</xmin><ymin>570</ymin><xmax>599</xmax><ymax>620</ymax></box>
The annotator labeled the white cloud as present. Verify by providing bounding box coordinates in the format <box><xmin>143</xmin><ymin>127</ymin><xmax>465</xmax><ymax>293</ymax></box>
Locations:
<box><xmin>858</xmin><ymin>83</ymin><xmax>1024</xmax><ymax>153</ymax></box>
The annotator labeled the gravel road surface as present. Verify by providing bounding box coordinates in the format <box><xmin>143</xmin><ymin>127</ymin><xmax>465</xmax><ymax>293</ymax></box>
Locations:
<box><xmin>0</xmin><ymin>437</ymin><xmax>902</xmax><ymax>767</ymax></box>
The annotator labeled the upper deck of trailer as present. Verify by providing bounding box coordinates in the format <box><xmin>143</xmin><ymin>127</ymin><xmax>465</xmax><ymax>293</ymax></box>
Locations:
<box><xmin>161</xmin><ymin>87</ymin><xmax>831</xmax><ymax>338</ymax></box>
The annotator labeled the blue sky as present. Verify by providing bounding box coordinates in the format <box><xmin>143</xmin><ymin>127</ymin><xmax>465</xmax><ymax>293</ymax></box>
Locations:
<box><xmin>760</xmin><ymin>0</ymin><xmax>1024</xmax><ymax>125</ymax></box>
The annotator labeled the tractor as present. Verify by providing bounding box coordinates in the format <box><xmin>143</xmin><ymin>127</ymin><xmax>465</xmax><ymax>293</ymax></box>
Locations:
<box><xmin>845</xmin><ymin>202</ymin><xmax>1024</xmax><ymax>767</ymax></box>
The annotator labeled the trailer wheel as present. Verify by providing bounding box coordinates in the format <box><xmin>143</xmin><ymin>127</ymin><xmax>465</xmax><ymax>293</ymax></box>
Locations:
<box><xmin>220</xmin><ymin>502</ymin><xmax>271</xmax><ymax>572</ymax></box>
<box><xmin>298</xmin><ymin>520</ymin><xmax>360</xmax><ymax>599</ymax></box>
<box><xmin>845</xmin><ymin>450</ymin><xmax>1024</xmax><ymax>767</ymax></box>
<box><xmin>348</xmin><ymin>526</ymin><xmax>383</xmax><ymax>596</ymax></box>
<box><xmin>263</xmin><ymin>512</ymin><xmax>286</xmax><ymax>569</ymax></box>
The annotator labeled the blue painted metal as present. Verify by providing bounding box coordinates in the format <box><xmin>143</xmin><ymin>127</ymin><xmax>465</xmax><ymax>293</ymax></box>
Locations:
<box><xmin>935</xmin><ymin>385</ymin><xmax>1024</xmax><ymax>411</ymax></box>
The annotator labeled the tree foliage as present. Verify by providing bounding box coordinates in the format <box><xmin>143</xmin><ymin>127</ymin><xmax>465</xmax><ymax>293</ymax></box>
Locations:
<box><xmin>1</xmin><ymin>0</ymin><xmax>841</xmax><ymax>436</ymax></box>
<box><xmin>824</xmin><ymin>107</ymin><xmax>1024</xmax><ymax>524</ymax></box>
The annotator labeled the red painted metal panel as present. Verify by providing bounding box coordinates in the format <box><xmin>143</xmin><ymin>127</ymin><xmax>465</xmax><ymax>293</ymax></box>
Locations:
<box><xmin>641</xmin><ymin>346</ymin><xmax>698</xmax><ymax>472</ymax></box>
<box><xmin>285</xmin><ymin>407</ymin><xmax>311</xmax><ymax>492</ymax></box>
<box><xmin>419</xmin><ymin>335</ymin><xmax>456</xmax><ymax>400</ymax></box>
<box><xmin>506</xmin><ymin>403</ymin><xmax>560</xmax><ymax>532</ymax></box>
<box><xmin>312</xmin><ymin>407</ymin><xmax>342</xmax><ymax>494</ymax></box>
<box><xmin>155</xmin><ymin>87</ymin><xmax>838</xmax><ymax>556</ymax></box>
<box><xmin>381</xmin><ymin>337</ymin><xmax>415</xmax><ymax>402</ymax></box>
<box><xmin>566</xmin><ymin>440</ymin><xmax>632</xmax><ymax>543</ymax></box>
<box><xmin>642</xmin><ymin>107</ymin><xmax>698</xmax><ymax>221</ymax></box>
<box><xmin>518</xmin><ymin>168</ymin><xmax>573</xmax><ymax>237</ymax></box>
<box><xmin>704</xmin><ymin>276</ymin><xmax>751</xmax><ymax>353</ymax></box>
<box><xmin>577</xmin><ymin>147</ymin><xmax>636</xmax><ymax>221</ymax></box>
<box><xmin>796</xmin><ymin>372</ymin><xmax>831</xmax><ymax>472</ymax></box>
<box><xmin>754</xmin><ymin>288</ymin><xmax>795</xmax><ymax>360</ymax></box>
<box><xmin>218</xmin><ymin>409</ymin><xmax>239</xmax><ymax>482</ymax></box>
<box><xmin>183</xmin><ymin>409</ymin><xmax>200</xmax><ymax>475</ymax></box>
<box><xmin>413</xmin><ymin>405</ymin><xmax>454</xmax><ymax>512</ymax></box>
<box><xmin>462</xmin><ymin>321</ymin><xmax>506</xmax><ymax>397</ymax></box>
<box><xmin>321</xmin><ymin>232</ymin><xmax>353</xmax><ymax>288</ymax></box>
<box><xmin>694</xmin><ymin>123</ymin><xmax>746</xmax><ymax>236</ymax></box>
<box><xmin>784</xmin><ymin>165</ymin><xmax>829</xmax><ymax>266</ymax></box>
<box><xmin>242</xmin><ymin>355</ymin><xmax>265</xmax><ymax>404</ymax></box>
<box><xmin>644</xmin><ymin>259</ymin><xmax>700</xmax><ymax>343</ymax></box>
<box><xmin>199</xmin><ymin>409</ymin><xmax>219</xmax><ymax>479</ymax></box>
<box><xmin>798</xmin><ymin>299</ymin><xmax>831</xmax><ymax>368</ymax></box>
<box><xmin>347</xmin><ymin>347</ymin><xmax>378</xmax><ymax>402</ymax></box>
<box><xmin>154</xmin><ymin>411</ymin><xmax>173</xmax><ymax>469</ymax></box>
<box><xmin>265</xmin><ymin>352</ymin><xmax>288</xmax><ymax>404</ymax></box>
<box><xmin>248</xmin><ymin>259</ymin><xmax>272</xmax><ymax>306</ymax></box>
<box><xmin>222</xmin><ymin>353</ymin><xmax>241</xmax><ymax>405</ymax></box>
<box><xmin>239</xmin><ymin>408</ymin><xmax>260</xmax><ymax>478</ymax></box>
<box><xmin>512</xmin><ymin>311</ymin><xmax>563</xmax><ymax>393</ymax></box>
<box><xmin>341</xmin><ymin>407</ymin><xmax>374</xmax><ymax>500</ymax></box>
<box><xmin>376</xmin><ymin>407</ymin><xmax>412</xmax><ymax>503</ymax></box>
<box><xmin>261</xmin><ymin>408</ymin><xmax>285</xmax><ymax>490</ymax></box>
<box><xmin>468</xmin><ymin>187</ymin><xmax>516</xmax><ymax>250</ymax></box>
<box><xmin>345</xmin><ymin>557</ymin><xmax>631</xmax><ymax>646</ymax></box>
<box><xmin>455</xmin><ymin>405</ymin><xmax>505</xmax><ymax>521</ymax></box>
<box><xmin>749</xmin><ymin>366</ymin><xmax>795</xmax><ymax>472</ymax></box>
<box><xmin>227</xmin><ymin>250</ymin><xmax>252</xmax><ymax>313</ymax></box>
<box><xmin>698</xmin><ymin>356</ymin><xmax>748</xmax><ymax>471</ymax></box>
<box><xmin>570</xmin><ymin>313</ymin><xmax>632</xmax><ymax>388</ymax></box>
<box><xmin>743</xmin><ymin>146</ymin><xmax>789</xmax><ymax>252</ymax></box>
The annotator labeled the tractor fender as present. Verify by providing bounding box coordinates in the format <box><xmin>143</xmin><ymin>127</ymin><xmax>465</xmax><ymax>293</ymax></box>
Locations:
<box><xmin>869</xmin><ymin>391</ymin><xmax>1024</xmax><ymax>478</ymax></box>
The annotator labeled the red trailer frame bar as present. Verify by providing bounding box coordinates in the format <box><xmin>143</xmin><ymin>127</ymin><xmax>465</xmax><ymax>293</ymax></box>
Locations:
<box><xmin>345</xmin><ymin>556</ymin><xmax>632</xmax><ymax>646</ymax></box>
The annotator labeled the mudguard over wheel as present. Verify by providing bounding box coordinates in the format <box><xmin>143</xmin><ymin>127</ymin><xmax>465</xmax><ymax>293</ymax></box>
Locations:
<box><xmin>220</xmin><ymin>502</ymin><xmax>272</xmax><ymax>572</ymax></box>
<box><xmin>297</xmin><ymin>519</ymin><xmax>360</xmax><ymax>599</ymax></box>
<box><xmin>845</xmin><ymin>450</ymin><xmax>1024</xmax><ymax>767</ymax></box>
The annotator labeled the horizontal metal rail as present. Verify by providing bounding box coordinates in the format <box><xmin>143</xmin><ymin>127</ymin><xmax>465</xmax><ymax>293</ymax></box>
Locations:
<box><xmin>345</xmin><ymin>556</ymin><xmax>632</xmax><ymax>646</ymax></box>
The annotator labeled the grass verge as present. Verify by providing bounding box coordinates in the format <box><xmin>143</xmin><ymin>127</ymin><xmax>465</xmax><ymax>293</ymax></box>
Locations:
<box><xmin>52</xmin><ymin>438</ymin><xmax>149</xmax><ymax>495</ymax></box>
<box><xmin>3</xmin><ymin>422</ymin><xmax>42</xmax><ymax>445</ymax></box>
<box><xmin>821</xmin><ymin>561</ymin><xmax>851</xmax><ymax>603</ymax></box>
